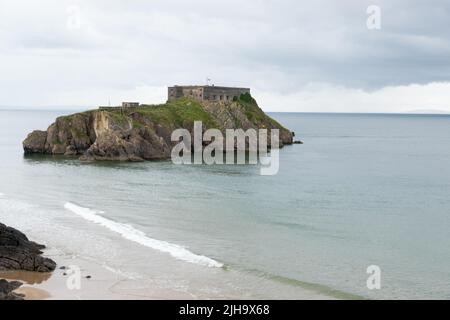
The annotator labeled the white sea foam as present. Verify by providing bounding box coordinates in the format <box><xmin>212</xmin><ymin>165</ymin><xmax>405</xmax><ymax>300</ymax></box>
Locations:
<box><xmin>0</xmin><ymin>193</ymin><xmax>4</xmax><ymax>197</ymax></box>
<box><xmin>64</xmin><ymin>202</ymin><xmax>223</xmax><ymax>268</ymax></box>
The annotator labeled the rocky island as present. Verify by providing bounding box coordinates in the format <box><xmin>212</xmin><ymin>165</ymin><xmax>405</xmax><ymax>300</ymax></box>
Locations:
<box><xmin>23</xmin><ymin>93</ymin><xmax>294</xmax><ymax>161</ymax></box>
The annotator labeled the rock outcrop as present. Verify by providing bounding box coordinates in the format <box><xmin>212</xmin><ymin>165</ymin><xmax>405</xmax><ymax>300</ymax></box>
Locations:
<box><xmin>23</xmin><ymin>95</ymin><xmax>294</xmax><ymax>161</ymax></box>
<box><xmin>0</xmin><ymin>279</ymin><xmax>24</xmax><ymax>300</ymax></box>
<box><xmin>0</xmin><ymin>223</ymin><xmax>56</xmax><ymax>272</ymax></box>
<box><xmin>0</xmin><ymin>223</ymin><xmax>56</xmax><ymax>300</ymax></box>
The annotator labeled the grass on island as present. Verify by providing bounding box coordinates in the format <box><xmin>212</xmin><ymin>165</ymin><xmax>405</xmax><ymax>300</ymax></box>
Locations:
<box><xmin>69</xmin><ymin>93</ymin><xmax>289</xmax><ymax>132</ymax></box>
<box><xmin>119</xmin><ymin>97</ymin><xmax>221</xmax><ymax>129</ymax></box>
<box><xmin>236</xmin><ymin>93</ymin><xmax>289</xmax><ymax>131</ymax></box>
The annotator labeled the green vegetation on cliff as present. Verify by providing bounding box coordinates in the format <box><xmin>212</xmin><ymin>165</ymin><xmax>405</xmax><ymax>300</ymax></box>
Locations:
<box><xmin>99</xmin><ymin>94</ymin><xmax>288</xmax><ymax>132</ymax></box>
<box><xmin>235</xmin><ymin>93</ymin><xmax>288</xmax><ymax>130</ymax></box>
<box><xmin>100</xmin><ymin>98</ymin><xmax>221</xmax><ymax>130</ymax></box>
<box><xmin>136</xmin><ymin>98</ymin><xmax>220</xmax><ymax>128</ymax></box>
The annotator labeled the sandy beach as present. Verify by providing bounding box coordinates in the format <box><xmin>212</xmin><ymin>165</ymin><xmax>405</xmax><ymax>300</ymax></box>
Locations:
<box><xmin>1</xmin><ymin>245</ymin><xmax>339</xmax><ymax>300</ymax></box>
<box><xmin>0</xmin><ymin>255</ymin><xmax>130</xmax><ymax>300</ymax></box>
<box><xmin>1</xmin><ymin>250</ymin><xmax>204</xmax><ymax>300</ymax></box>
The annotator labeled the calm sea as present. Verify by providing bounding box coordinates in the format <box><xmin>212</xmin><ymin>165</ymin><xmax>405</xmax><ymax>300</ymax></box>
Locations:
<box><xmin>1</xmin><ymin>109</ymin><xmax>449</xmax><ymax>299</ymax></box>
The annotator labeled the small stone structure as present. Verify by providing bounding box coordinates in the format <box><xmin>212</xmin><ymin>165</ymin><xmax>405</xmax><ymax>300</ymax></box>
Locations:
<box><xmin>122</xmin><ymin>102</ymin><xmax>140</xmax><ymax>108</ymax></box>
<box><xmin>168</xmin><ymin>85</ymin><xmax>250</xmax><ymax>102</ymax></box>
<box><xmin>99</xmin><ymin>102</ymin><xmax>140</xmax><ymax>111</ymax></box>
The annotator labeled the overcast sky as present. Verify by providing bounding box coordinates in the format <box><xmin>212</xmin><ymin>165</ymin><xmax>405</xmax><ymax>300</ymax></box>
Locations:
<box><xmin>1</xmin><ymin>0</ymin><xmax>450</xmax><ymax>112</ymax></box>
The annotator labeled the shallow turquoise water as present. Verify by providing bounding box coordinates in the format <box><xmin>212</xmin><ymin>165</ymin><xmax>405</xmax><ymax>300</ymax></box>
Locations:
<box><xmin>1</xmin><ymin>109</ymin><xmax>449</xmax><ymax>299</ymax></box>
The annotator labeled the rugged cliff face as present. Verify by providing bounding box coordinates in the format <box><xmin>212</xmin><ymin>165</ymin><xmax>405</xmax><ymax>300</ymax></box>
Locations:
<box><xmin>23</xmin><ymin>96</ymin><xmax>294</xmax><ymax>161</ymax></box>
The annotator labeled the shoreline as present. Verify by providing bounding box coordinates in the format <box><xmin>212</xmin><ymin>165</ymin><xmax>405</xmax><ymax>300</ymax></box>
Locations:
<box><xmin>0</xmin><ymin>200</ymin><xmax>344</xmax><ymax>300</ymax></box>
<box><xmin>1</xmin><ymin>251</ymin><xmax>152</xmax><ymax>300</ymax></box>
<box><xmin>2</xmin><ymin>247</ymin><xmax>343</xmax><ymax>300</ymax></box>
<box><xmin>0</xmin><ymin>218</ymin><xmax>344</xmax><ymax>300</ymax></box>
<box><xmin>0</xmin><ymin>203</ymin><xmax>344</xmax><ymax>300</ymax></box>
<box><xmin>0</xmin><ymin>255</ymin><xmax>137</xmax><ymax>300</ymax></box>
<box><xmin>1</xmin><ymin>249</ymin><xmax>223</xmax><ymax>300</ymax></box>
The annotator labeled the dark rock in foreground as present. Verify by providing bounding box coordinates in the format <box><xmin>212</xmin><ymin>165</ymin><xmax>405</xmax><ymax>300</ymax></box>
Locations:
<box><xmin>0</xmin><ymin>223</ymin><xmax>56</xmax><ymax>300</ymax></box>
<box><xmin>0</xmin><ymin>223</ymin><xmax>56</xmax><ymax>272</ymax></box>
<box><xmin>0</xmin><ymin>279</ymin><xmax>24</xmax><ymax>300</ymax></box>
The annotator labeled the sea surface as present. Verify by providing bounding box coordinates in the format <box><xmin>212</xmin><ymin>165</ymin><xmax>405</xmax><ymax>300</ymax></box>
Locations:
<box><xmin>1</xmin><ymin>109</ymin><xmax>450</xmax><ymax>299</ymax></box>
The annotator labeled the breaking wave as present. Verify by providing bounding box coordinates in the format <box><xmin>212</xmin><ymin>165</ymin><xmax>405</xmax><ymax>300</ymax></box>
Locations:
<box><xmin>64</xmin><ymin>202</ymin><xmax>223</xmax><ymax>268</ymax></box>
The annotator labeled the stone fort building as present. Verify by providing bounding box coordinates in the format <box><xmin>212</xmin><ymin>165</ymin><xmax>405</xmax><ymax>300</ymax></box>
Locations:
<box><xmin>168</xmin><ymin>85</ymin><xmax>250</xmax><ymax>102</ymax></box>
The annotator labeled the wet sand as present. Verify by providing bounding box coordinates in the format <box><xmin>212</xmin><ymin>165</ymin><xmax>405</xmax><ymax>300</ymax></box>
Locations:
<box><xmin>0</xmin><ymin>256</ymin><xmax>140</xmax><ymax>300</ymax></box>
<box><xmin>0</xmin><ymin>271</ymin><xmax>52</xmax><ymax>300</ymax></box>
<box><xmin>1</xmin><ymin>253</ymin><xmax>337</xmax><ymax>300</ymax></box>
<box><xmin>0</xmin><ymin>250</ymin><xmax>204</xmax><ymax>300</ymax></box>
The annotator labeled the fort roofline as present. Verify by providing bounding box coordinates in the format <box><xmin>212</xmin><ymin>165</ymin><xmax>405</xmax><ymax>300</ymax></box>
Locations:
<box><xmin>168</xmin><ymin>85</ymin><xmax>251</xmax><ymax>102</ymax></box>
<box><xmin>170</xmin><ymin>85</ymin><xmax>250</xmax><ymax>90</ymax></box>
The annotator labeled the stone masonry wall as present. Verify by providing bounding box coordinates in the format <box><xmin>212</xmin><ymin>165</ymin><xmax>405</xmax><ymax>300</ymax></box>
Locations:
<box><xmin>168</xmin><ymin>86</ymin><xmax>250</xmax><ymax>102</ymax></box>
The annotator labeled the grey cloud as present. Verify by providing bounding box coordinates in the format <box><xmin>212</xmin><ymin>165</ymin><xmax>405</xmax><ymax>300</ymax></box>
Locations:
<box><xmin>0</xmin><ymin>0</ymin><xmax>449</xmax><ymax>107</ymax></box>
